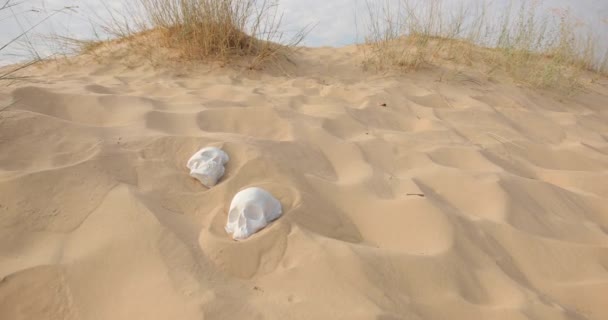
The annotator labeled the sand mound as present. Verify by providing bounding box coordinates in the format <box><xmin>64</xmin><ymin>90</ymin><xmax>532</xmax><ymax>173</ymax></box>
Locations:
<box><xmin>1</xmin><ymin>46</ymin><xmax>608</xmax><ymax>320</ymax></box>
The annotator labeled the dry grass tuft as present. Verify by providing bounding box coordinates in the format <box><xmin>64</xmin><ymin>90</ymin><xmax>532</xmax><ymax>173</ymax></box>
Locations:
<box><xmin>1</xmin><ymin>1</ymin><xmax>76</xmax><ymax>83</ymax></box>
<box><xmin>78</xmin><ymin>0</ymin><xmax>307</xmax><ymax>69</ymax></box>
<box><xmin>361</xmin><ymin>0</ymin><xmax>608</xmax><ymax>89</ymax></box>
<box><xmin>1</xmin><ymin>0</ymin><xmax>41</xmax><ymax>83</ymax></box>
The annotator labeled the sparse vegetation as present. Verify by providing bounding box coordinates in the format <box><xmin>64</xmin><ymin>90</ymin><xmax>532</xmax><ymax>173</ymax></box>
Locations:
<box><xmin>361</xmin><ymin>0</ymin><xmax>608</xmax><ymax>89</ymax></box>
<box><xmin>1</xmin><ymin>0</ymin><xmax>74</xmax><ymax>83</ymax></box>
<box><xmin>78</xmin><ymin>0</ymin><xmax>307</xmax><ymax>68</ymax></box>
<box><xmin>1</xmin><ymin>0</ymin><xmax>38</xmax><ymax>83</ymax></box>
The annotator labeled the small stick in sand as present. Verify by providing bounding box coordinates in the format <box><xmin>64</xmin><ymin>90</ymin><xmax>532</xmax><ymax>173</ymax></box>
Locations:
<box><xmin>406</xmin><ymin>193</ymin><xmax>425</xmax><ymax>197</ymax></box>
<box><xmin>485</xmin><ymin>132</ymin><xmax>526</xmax><ymax>150</ymax></box>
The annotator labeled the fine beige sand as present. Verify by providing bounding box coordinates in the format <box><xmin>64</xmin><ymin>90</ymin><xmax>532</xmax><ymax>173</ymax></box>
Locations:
<box><xmin>1</xmin><ymin>46</ymin><xmax>608</xmax><ymax>320</ymax></box>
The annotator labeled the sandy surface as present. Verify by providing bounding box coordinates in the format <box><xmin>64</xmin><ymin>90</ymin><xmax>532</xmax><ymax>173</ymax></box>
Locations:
<box><xmin>1</xmin><ymin>46</ymin><xmax>608</xmax><ymax>320</ymax></box>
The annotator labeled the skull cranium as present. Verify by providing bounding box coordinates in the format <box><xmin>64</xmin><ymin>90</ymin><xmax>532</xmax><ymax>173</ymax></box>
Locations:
<box><xmin>187</xmin><ymin>147</ymin><xmax>229</xmax><ymax>187</ymax></box>
<box><xmin>226</xmin><ymin>187</ymin><xmax>282</xmax><ymax>240</ymax></box>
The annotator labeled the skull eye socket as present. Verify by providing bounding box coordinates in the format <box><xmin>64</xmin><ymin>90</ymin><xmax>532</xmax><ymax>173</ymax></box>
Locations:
<box><xmin>228</xmin><ymin>208</ymin><xmax>240</xmax><ymax>224</ymax></box>
<box><xmin>199</xmin><ymin>151</ymin><xmax>214</xmax><ymax>162</ymax></box>
<box><xmin>243</xmin><ymin>205</ymin><xmax>263</xmax><ymax>221</ymax></box>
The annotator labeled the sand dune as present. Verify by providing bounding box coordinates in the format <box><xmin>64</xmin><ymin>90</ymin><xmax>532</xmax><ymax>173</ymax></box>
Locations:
<box><xmin>1</xmin><ymin>46</ymin><xmax>608</xmax><ymax>320</ymax></box>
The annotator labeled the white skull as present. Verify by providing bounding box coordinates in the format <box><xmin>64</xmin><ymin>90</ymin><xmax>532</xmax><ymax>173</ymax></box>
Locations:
<box><xmin>187</xmin><ymin>147</ymin><xmax>229</xmax><ymax>187</ymax></box>
<box><xmin>225</xmin><ymin>187</ymin><xmax>283</xmax><ymax>240</ymax></box>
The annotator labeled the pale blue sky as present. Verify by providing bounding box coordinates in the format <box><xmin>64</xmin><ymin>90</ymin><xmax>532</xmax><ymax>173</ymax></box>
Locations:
<box><xmin>1</xmin><ymin>0</ymin><xmax>607</xmax><ymax>64</ymax></box>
